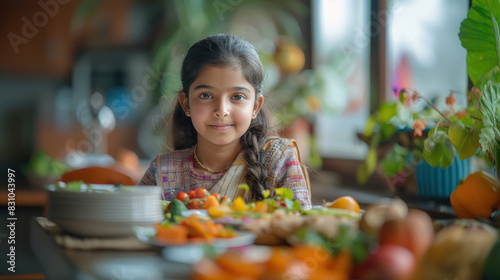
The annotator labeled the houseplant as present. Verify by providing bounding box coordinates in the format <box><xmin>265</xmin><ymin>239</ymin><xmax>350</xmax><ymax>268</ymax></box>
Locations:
<box><xmin>358</xmin><ymin>0</ymin><xmax>500</xmax><ymax>191</ymax></box>
<box><xmin>423</xmin><ymin>0</ymin><xmax>500</xmax><ymax>170</ymax></box>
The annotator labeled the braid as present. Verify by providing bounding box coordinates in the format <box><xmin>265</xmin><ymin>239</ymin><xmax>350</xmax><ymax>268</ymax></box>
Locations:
<box><xmin>242</xmin><ymin>110</ymin><xmax>272</xmax><ymax>200</ymax></box>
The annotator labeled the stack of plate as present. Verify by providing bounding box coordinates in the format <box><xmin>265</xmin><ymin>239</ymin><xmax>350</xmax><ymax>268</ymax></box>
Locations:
<box><xmin>47</xmin><ymin>184</ymin><xmax>164</xmax><ymax>237</ymax></box>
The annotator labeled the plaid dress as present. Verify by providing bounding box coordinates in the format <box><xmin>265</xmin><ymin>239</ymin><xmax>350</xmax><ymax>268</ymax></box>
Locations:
<box><xmin>138</xmin><ymin>137</ymin><xmax>312</xmax><ymax>209</ymax></box>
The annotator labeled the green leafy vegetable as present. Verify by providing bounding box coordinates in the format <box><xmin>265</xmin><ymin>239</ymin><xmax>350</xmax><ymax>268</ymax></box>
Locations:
<box><xmin>293</xmin><ymin>224</ymin><xmax>369</xmax><ymax>264</ymax></box>
<box><xmin>170</xmin><ymin>199</ymin><xmax>188</xmax><ymax>222</ymax></box>
<box><xmin>275</xmin><ymin>188</ymin><xmax>294</xmax><ymax>200</ymax></box>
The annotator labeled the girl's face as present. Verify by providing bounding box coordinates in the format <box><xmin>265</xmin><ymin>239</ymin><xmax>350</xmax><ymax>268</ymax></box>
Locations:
<box><xmin>179</xmin><ymin>65</ymin><xmax>264</xmax><ymax>148</ymax></box>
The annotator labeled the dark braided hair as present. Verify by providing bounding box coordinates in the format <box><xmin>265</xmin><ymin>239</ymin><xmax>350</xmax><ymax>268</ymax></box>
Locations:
<box><xmin>170</xmin><ymin>34</ymin><xmax>272</xmax><ymax>200</ymax></box>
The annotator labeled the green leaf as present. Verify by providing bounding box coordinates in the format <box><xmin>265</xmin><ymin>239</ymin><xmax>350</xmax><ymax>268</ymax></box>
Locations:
<box><xmin>423</xmin><ymin>131</ymin><xmax>456</xmax><ymax>168</ymax></box>
<box><xmin>479</xmin><ymin>81</ymin><xmax>500</xmax><ymax>154</ymax></box>
<box><xmin>64</xmin><ymin>181</ymin><xmax>85</xmax><ymax>191</ymax></box>
<box><xmin>262</xmin><ymin>189</ymin><xmax>271</xmax><ymax>199</ymax></box>
<box><xmin>284</xmin><ymin>198</ymin><xmax>294</xmax><ymax>209</ymax></box>
<box><xmin>364</xmin><ymin>116</ymin><xmax>376</xmax><ymax>136</ymax></box>
<box><xmin>293</xmin><ymin>227</ymin><xmax>325</xmax><ymax>246</ymax></box>
<box><xmin>459</xmin><ymin>0</ymin><xmax>500</xmax><ymax>88</ymax></box>
<box><xmin>399</xmin><ymin>91</ymin><xmax>406</xmax><ymax>103</ymax></box>
<box><xmin>238</xmin><ymin>184</ymin><xmax>250</xmax><ymax>195</ymax></box>
<box><xmin>448</xmin><ymin>120</ymin><xmax>481</xmax><ymax>160</ymax></box>
<box><xmin>366</xmin><ymin>148</ymin><xmax>377</xmax><ymax>173</ymax></box>
<box><xmin>357</xmin><ymin>147</ymin><xmax>377</xmax><ymax>184</ymax></box>
<box><xmin>356</xmin><ymin>162</ymin><xmax>370</xmax><ymax>185</ymax></box>
<box><xmin>376</xmin><ymin>102</ymin><xmax>398</xmax><ymax>123</ymax></box>
<box><xmin>293</xmin><ymin>200</ymin><xmax>302</xmax><ymax>211</ymax></box>
<box><xmin>275</xmin><ymin>188</ymin><xmax>294</xmax><ymax>200</ymax></box>
<box><xmin>495</xmin><ymin>143</ymin><xmax>500</xmax><ymax>167</ymax></box>
<box><xmin>380</xmin><ymin>123</ymin><xmax>397</xmax><ymax>142</ymax></box>
<box><xmin>380</xmin><ymin>145</ymin><xmax>409</xmax><ymax>178</ymax></box>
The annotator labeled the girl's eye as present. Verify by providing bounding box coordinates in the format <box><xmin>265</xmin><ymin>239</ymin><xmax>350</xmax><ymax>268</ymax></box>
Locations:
<box><xmin>199</xmin><ymin>93</ymin><xmax>212</xmax><ymax>99</ymax></box>
<box><xmin>232</xmin><ymin>94</ymin><xmax>247</xmax><ymax>101</ymax></box>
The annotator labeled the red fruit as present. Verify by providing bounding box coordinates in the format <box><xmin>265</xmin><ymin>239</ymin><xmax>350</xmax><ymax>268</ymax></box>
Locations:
<box><xmin>187</xmin><ymin>199</ymin><xmax>202</xmax><ymax>209</ymax></box>
<box><xmin>379</xmin><ymin>209</ymin><xmax>434</xmax><ymax>260</ymax></box>
<box><xmin>201</xmin><ymin>196</ymin><xmax>220</xmax><ymax>209</ymax></box>
<box><xmin>355</xmin><ymin>245</ymin><xmax>415</xmax><ymax>280</ymax></box>
<box><xmin>210</xmin><ymin>193</ymin><xmax>220</xmax><ymax>201</ymax></box>
<box><xmin>195</xmin><ymin>188</ymin><xmax>209</xmax><ymax>199</ymax></box>
<box><xmin>220</xmin><ymin>196</ymin><xmax>230</xmax><ymax>203</ymax></box>
<box><xmin>188</xmin><ymin>190</ymin><xmax>196</xmax><ymax>199</ymax></box>
<box><xmin>176</xmin><ymin>192</ymin><xmax>189</xmax><ymax>203</ymax></box>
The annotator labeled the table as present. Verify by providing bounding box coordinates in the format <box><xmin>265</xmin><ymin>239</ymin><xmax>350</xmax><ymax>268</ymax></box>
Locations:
<box><xmin>29</xmin><ymin>175</ymin><xmax>458</xmax><ymax>279</ymax></box>
<box><xmin>29</xmin><ymin>218</ymin><xmax>191</xmax><ymax>280</ymax></box>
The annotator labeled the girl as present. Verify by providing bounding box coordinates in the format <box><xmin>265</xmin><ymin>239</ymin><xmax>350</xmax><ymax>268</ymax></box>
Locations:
<box><xmin>139</xmin><ymin>34</ymin><xmax>312</xmax><ymax>209</ymax></box>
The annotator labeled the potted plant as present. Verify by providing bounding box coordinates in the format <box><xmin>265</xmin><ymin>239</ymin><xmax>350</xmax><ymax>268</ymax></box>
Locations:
<box><xmin>357</xmin><ymin>0</ymin><xmax>500</xmax><ymax>197</ymax></box>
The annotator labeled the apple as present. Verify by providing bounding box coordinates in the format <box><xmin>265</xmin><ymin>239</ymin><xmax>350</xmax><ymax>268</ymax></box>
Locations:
<box><xmin>353</xmin><ymin>244</ymin><xmax>415</xmax><ymax>280</ymax></box>
<box><xmin>379</xmin><ymin>209</ymin><xmax>434</xmax><ymax>260</ymax></box>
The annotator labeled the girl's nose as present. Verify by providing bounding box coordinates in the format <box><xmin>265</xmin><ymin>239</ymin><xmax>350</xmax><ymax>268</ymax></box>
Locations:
<box><xmin>214</xmin><ymin>100</ymin><xmax>230</xmax><ymax>118</ymax></box>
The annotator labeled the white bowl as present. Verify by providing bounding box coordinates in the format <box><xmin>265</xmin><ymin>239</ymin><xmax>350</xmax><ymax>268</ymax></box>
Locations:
<box><xmin>47</xmin><ymin>185</ymin><xmax>165</xmax><ymax>237</ymax></box>
<box><xmin>51</xmin><ymin>217</ymin><xmax>162</xmax><ymax>237</ymax></box>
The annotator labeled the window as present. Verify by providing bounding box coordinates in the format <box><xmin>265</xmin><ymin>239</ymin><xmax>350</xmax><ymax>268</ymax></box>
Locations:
<box><xmin>313</xmin><ymin>0</ymin><xmax>371</xmax><ymax>159</ymax></box>
<box><xmin>313</xmin><ymin>0</ymin><xmax>469</xmax><ymax>159</ymax></box>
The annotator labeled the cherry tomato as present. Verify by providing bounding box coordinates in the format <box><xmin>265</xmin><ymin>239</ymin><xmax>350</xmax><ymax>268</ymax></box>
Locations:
<box><xmin>188</xmin><ymin>190</ymin><xmax>196</xmax><ymax>199</ymax></box>
<box><xmin>210</xmin><ymin>193</ymin><xmax>220</xmax><ymax>201</ymax></box>
<box><xmin>176</xmin><ymin>192</ymin><xmax>189</xmax><ymax>203</ymax></box>
<box><xmin>187</xmin><ymin>199</ymin><xmax>202</xmax><ymax>209</ymax></box>
<box><xmin>220</xmin><ymin>196</ymin><xmax>230</xmax><ymax>203</ymax></box>
<box><xmin>195</xmin><ymin>188</ymin><xmax>209</xmax><ymax>199</ymax></box>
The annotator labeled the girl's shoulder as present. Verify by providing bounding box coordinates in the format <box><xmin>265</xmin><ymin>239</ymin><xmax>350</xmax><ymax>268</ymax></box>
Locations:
<box><xmin>263</xmin><ymin>137</ymin><xmax>296</xmax><ymax>153</ymax></box>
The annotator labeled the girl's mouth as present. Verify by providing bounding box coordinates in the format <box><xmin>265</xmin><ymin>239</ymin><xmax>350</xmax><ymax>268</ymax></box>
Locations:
<box><xmin>210</xmin><ymin>124</ymin><xmax>232</xmax><ymax>131</ymax></box>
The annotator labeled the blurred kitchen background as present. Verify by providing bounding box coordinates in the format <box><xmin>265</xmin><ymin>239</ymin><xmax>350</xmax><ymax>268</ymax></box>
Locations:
<box><xmin>0</xmin><ymin>0</ymin><xmax>470</xmax><ymax>189</ymax></box>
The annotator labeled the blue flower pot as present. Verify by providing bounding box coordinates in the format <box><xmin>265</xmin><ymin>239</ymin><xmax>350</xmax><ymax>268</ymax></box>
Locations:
<box><xmin>415</xmin><ymin>154</ymin><xmax>471</xmax><ymax>198</ymax></box>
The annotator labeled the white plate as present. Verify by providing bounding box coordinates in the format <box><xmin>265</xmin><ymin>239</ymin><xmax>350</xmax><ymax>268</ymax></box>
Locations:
<box><xmin>132</xmin><ymin>226</ymin><xmax>256</xmax><ymax>248</ymax></box>
<box><xmin>161</xmin><ymin>244</ymin><xmax>272</xmax><ymax>265</ymax></box>
<box><xmin>161</xmin><ymin>245</ymin><xmax>225</xmax><ymax>265</ymax></box>
<box><xmin>180</xmin><ymin>209</ymin><xmax>208</xmax><ymax>217</ymax></box>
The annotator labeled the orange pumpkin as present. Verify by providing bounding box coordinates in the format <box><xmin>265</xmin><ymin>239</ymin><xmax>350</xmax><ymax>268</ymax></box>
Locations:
<box><xmin>450</xmin><ymin>171</ymin><xmax>500</xmax><ymax>219</ymax></box>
